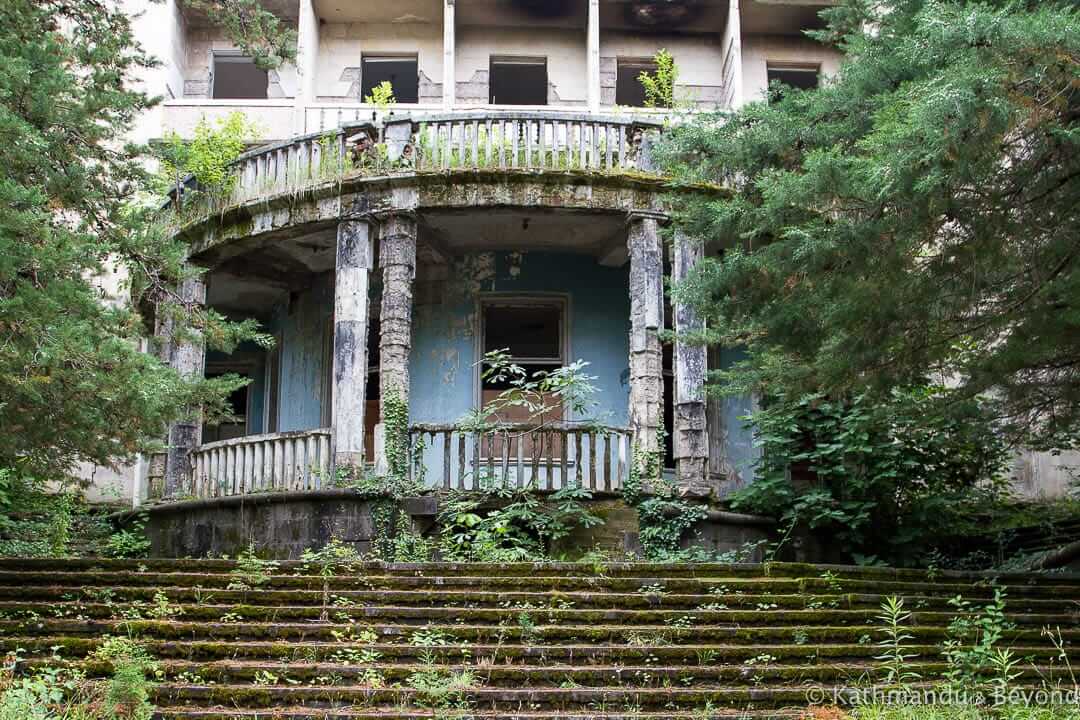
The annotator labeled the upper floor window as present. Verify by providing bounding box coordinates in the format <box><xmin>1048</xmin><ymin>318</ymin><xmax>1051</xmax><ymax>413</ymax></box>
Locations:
<box><xmin>766</xmin><ymin>63</ymin><xmax>820</xmax><ymax>94</ymax></box>
<box><xmin>616</xmin><ymin>58</ymin><xmax>656</xmax><ymax>107</ymax></box>
<box><xmin>361</xmin><ymin>55</ymin><xmax>419</xmax><ymax>104</ymax></box>
<box><xmin>212</xmin><ymin>53</ymin><xmax>268</xmax><ymax>100</ymax></box>
<box><xmin>490</xmin><ymin>57</ymin><xmax>547</xmax><ymax>106</ymax></box>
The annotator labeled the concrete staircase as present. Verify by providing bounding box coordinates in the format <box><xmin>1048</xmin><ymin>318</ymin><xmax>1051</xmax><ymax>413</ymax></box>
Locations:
<box><xmin>2</xmin><ymin>558</ymin><xmax>1079</xmax><ymax>719</ymax></box>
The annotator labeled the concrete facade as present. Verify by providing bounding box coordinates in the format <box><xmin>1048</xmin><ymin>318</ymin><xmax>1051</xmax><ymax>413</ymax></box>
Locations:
<box><xmin>106</xmin><ymin>0</ymin><xmax>1079</xmax><ymax>513</ymax></box>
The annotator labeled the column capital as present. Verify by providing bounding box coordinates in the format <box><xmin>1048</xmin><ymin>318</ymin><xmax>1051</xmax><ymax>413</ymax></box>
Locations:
<box><xmin>626</xmin><ymin>209</ymin><xmax>671</xmax><ymax>227</ymax></box>
<box><xmin>370</xmin><ymin>208</ymin><xmax>419</xmax><ymax>224</ymax></box>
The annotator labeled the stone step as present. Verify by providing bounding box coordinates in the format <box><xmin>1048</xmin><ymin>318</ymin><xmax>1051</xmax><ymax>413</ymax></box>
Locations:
<box><xmin>2</xmin><ymin>569</ymin><xmax>1074</xmax><ymax>598</ymax></box>
<box><xmin>4</xmin><ymin>600</ymin><xmax>1076</xmax><ymax>629</ymax></box>
<box><xmin>11</xmin><ymin>638</ymin><xmax>1080</xmax><ymax>665</ymax></box>
<box><xmin>5</xmin><ymin>586</ymin><xmax>1073</xmax><ymax>614</ymax></box>
<box><xmin>5</xmin><ymin>558</ymin><xmax>1075</xmax><ymax>588</ymax></box>
<box><xmin>48</xmin><ymin>658</ymin><xmax>1072</xmax><ymax>687</ymax></box>
<box><xmin>154</xmin><ymin>707</ymin><xmax>808</xmax><ymax>719</ymax></box>
<box><xmin>7</xmin><ymin>619</ymin><xmax>1078</xmax><ymax>645</ymax></box>
<box><xmin>149</xmin><ymin>682</ymin><xmax>1063</xmax><ymax>711</ymax></box>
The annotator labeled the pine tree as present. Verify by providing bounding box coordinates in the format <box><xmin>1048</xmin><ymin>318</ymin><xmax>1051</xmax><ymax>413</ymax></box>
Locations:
<box><xmin>0</xmin><ymin>0</ymin><xmax>255</xmax><ymax>481</ymax></box>
<box><xmin>662</xmin><ymin>0</ymin><xmax>1080</xmax><ymax>449</ymax></box>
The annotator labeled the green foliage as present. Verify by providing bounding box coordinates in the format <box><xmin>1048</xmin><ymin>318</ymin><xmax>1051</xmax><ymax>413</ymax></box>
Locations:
<box><xmin>941</xmin><ymin>586</ymin><xmax>1015</xmax><ymax>692</ymax></box>
<box><xmin>227</xmin><ymin>542</ymin><xmax>278</xmax><ymax>591</ymax></box>
<box><xmin>661</xmin><ymin>0</ymin><xmax>1080</xmax><ymax>450</ymax></box>
<box><xmin>300</xmin><ymin>537</ymin><xmax>362</xmax><ymax>620</ymax></box>
<box><xmin>438</xmin><ymin>482</ymin><xmax>602</xmax><ymax>562</ymax></box>
<box><xmin>363</xmin><ymin>81</ymin><xmax>396</xmax><ymax>109</ymax></box>
<box><xmin>875</xmin><ymin>596</ymin><xmax>920</xmax><ymax>686</ymax></box>
<box><xmin>729</xmin><ymin>387</ymin><xmax>1009</xmax><ymax>566</ymax></box>
<box><xmin>103</xmin><ymin>530</ymin><xmax>149</xmax><ymax>560</ymax></box>
<box><xmin>185</xmin><ymin>0</ymin><xmax>297</xmax><ymax>70</ymax></box>
<box><xmin>639</xmin><ymin>49</ymin><xmax>678</xmax><ymax>109</ymax></box>
<box><xmin>155</xmin><ymin>112</ymin><xmax>258</xmax><ymax>200</ymax></box>
<box><xmin>0</xmin><ymin>0</ymin><xmax>268</xmax><ymax>484</ymax></box>
<box><xmin>382</xmin><ymin>389</ymin><xmax>416</xmax><ymax>488</ymax></box>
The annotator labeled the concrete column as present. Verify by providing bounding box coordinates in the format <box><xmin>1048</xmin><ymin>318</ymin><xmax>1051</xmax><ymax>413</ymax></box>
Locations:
<box><xmin>374</xmin><ymin>213</ymin><xmax>417</xmax><ymax>473</ymax></box>
<box><xmin>332</xmin><ymin>218</ymin><xmax>376</xmax><ymax>467</ymax></box>
<box><xmin>293</xmin><ymin>0</ymin><xmax>319</xmax><ymax>134</ymax></box>
<box><xmin>443</xmin><ymin>0</ymin><xmax>456</xmax><ymax>108</ymax></box>
<box><xmin>672</xmin><ymin>231</ymin><xmax>710</xmax><ymax>493</ymax></box>
<box><xmin>378</xmin><ymin>213</ymin><xmax>417</xmax><ymax>408</ymax></box>
<box><xmin>627</xmin><ymin>211</ymin><xmax>667</xmax><ymax>456</ymax></box>
<box><xmin>163</xmin><ymin>275</ymin><xmax>207</xmax><ymax>498</ymax></box>
<box><xmin>587</xmin><ymin>0</ymin><xmax>601</xmax><ymax>113</ymax></box>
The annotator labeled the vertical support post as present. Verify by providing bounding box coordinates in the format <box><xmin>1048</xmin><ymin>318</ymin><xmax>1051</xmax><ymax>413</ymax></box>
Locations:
<box><xmin>294</xmin><ymin>0</ymin><xmax>319</xmax><ymax>135</ymax></box>
<box><xmin>376</xmin><ymin>212</ymin><xmax>418</xmax><ymax>474</ymax></box>
<box><xmin>672</xmin><ymin>231</ymin><xmax>710</xmax><ymax>494</ymax></box>
<box><xmin>725</xmin><ymin>0</ymin><xmax>744</xmax><ymax>108</ymax></box>
<box><xmin>332</xmin><ymin>218</ymin><xmax>375</xmax><ymax>468</ymax></box>
<box><xmin>163</xmin><ymin>275</ymin><xmax>207</xmax><ymax>499</ymax></box>
<box><xmin>587</xmin><ymin>0</ymin><xmax>601</xmax><ymax>113</ymax></box>
<box><xmin>627</xmin><ymin>211</ymin><xmax>667</xmax><ymax>457</ymax></box>
<box><xmin>443</xmin><ymin>0</ymin><xmax>456</xmax><ymax>108</ymax></box>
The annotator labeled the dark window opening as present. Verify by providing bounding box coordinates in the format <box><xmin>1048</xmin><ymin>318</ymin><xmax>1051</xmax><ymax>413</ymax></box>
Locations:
<box><xmin>616</xmin><ymin>59</ymin><xmax>656</xmax><ymax>107</ymax></box>
<box><xmin>203</xmin><ymin>372</ymin><xmax>250</xmax><ymax>443</ymax></box>
<box><xmin>361</xmin><ymin>56</ymin><xmax>419</xmax><ymax>104</ymax></box>
<box><xmin>489</xmin><ymin>58</ymin><xmax>548</xmax><ymax>105</ymax></box>
<box><xmin>212</xmin><ymin>55</ymin><xmax>268</xmax><ymax>99</ymax></box>
<box><xmin>766</xmin><ymin>65</ymin><xmax>820</xmax><ymax>93</ymax></box>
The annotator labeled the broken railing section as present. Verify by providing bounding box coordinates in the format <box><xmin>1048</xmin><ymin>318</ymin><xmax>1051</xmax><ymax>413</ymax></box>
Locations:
<box><xmin>408</xmin><ymin>423</ymin><xmax>633</xmax><ymax>493</ymax></box>
<box><xmin>214</xmin><ymin>111</ymin><xmax>664</xmax><ymax>208</ymax></box>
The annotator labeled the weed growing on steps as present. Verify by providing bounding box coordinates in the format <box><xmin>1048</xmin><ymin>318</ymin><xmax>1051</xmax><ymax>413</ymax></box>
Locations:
<box><xmin>227</xmin><ymin>543</ymin><xmax>279</xmax><ymax>599</ymax></box>
<box><xmin>1</xmin><ymin>638</ymin><xmax>161</xmax><ymax>720</ymax></box>
<box><xmin>875</xmin><ymin>596</ymin><xmax>920</xmax><ymax>685</ymax></box>
<box><xmin>299</xmin><ymin>537</ymin><xmax>362</xmax><ymax>621</ymax></box>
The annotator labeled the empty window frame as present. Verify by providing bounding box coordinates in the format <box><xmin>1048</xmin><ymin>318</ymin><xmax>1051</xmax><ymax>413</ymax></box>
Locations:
<box><xmin>489</xmin><ymin>57</ymin><xmax>548</xmax><ymax>106</ymax></box>
<box><xmin>616</xmin><ymin>58</ymin><xmax>656</xmax><ymax>107</ymax></box>
<box><xmin>766</xmin><ymin>63</ymin><xmax>820</xmax><ymax>93</ymax></box>
<box><xmin>480</xmin><ymin>297</ymin><xmax>566</xmax><ymax>413</ymax></box>
<box><xmin>212</xmin><ymin>53</ymin><xmax>269</xmax><ymax>99</ymax></box>
<box><xmin>361</xmin><ymin>55</ymin><xmax>419</xmax><ymax>104</ymax></box>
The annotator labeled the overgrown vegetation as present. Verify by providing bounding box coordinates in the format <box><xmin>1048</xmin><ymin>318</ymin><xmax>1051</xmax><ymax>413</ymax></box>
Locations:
<box><xmin>730</xmin><ymin>387</ymin><xmax>1010</xmax><ymax>566</ymax></box>
<box><xmin>661</xmin><ymin>0</ymin><xmax>1080</xmax><ymax>452</ymax></box>
<box><xmin>639</xmin><ymin>49</ymin><xmax>678</xmax><ymax>109</ymax></box>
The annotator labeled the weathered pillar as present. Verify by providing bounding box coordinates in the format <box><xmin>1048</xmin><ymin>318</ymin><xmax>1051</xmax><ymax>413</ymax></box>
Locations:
<box><xmin>378</xmin><ymin>214</ymin><xmax>417</xmax><ymax>418</ymax></box>
<box><xmin>443</xmin><ymin>0</ymin><xmax>456</xmax><ymax>108</ymax></box>
<box><xmin>163</xmin><ymin>274</ymin><xmax>207</xmax><ymax>498</ymax></box>
<box><xmin>627</xmin><ymin>211</ymin><xmax>667</xmax><ymax>457</ymax></box>
<box><xmin>293</xmin><ymin>0</ymin><xmax>319</xmax><ymax>134</ymax></box>
<box><xmin>332</xmin><ymin>218</ymin><xmax>376</xmax><ymax>467</ymax></box>
<box><xmin>587</xmin><ymin>0</ymin><xmax>601</xmax><ymax>113</ymax></box>
<box><xmin>375</xmin><ymin>212</ymin><xmax>418</xmax><ymax>474</ymax></box>
<box><xmin>672</xmin><ymin>231</ymin><xmax>710</xmax><ymax>493</ymax></box>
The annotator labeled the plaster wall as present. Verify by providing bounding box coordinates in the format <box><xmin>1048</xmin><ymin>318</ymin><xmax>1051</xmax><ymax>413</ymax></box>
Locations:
<box><xmin>599</xmin><ymin>31</ymin><xmax>726</xmax><ymax>108</ymax></box>
<box><xmin>270</xmin><ymin>272</ymin><xmax>336</xmax><ymax>433</ymax></box>
<box><xmin>182</xmin><ymin>27</ymin><xmax>299</xmax><ymax>99</ymax></box>
<box><xmin>455</xmin><ymin>27</ymin><xmax>588</xmax><ymax>105</ymax></box>
<box><xmin>740</xmin><ymin>34</ymin><xmax>841</xmax><ymax>103</ymax></box>
<box><xmin>410</xmin><ymin>252</ymin><xmax>631</xmax><ymax>427</ymax></box>
<box><xmin>315</xmin><ymin>21</ymin><xmax>444</xmax><ymax>101</ymax></box>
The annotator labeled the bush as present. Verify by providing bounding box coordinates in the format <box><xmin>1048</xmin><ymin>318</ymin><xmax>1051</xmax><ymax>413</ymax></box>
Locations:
<box><xmin>731</xmin><ymin>386</ymin><xmax>1010</xmax><ymax>566</ymax></box>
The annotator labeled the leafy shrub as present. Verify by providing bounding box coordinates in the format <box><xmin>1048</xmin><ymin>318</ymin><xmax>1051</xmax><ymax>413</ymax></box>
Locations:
<box><xmin>730</xmin><ymin>387</ymin><xmax>1009</xmax><ymax>566</ymax></box>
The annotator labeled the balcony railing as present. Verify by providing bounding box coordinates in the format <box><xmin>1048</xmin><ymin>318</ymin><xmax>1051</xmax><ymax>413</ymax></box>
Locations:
<box><xmin>409</xmin><ymin>423</ymin><xmax>632</xmax><ymax>494</ymax></box>
<box><xmin>169</xmin><ymin>110</ymin><xmax>665</xmax><ymax>216</ymax></box>
<box><xmin>178</xmin><ymin>423</ymin><xmax>631</xmax><ymax>501</ymax></box>
<box><xmin>187</xmin><ymin>429</ymin><xmax>332</xmax><ymax>499</ymax></box>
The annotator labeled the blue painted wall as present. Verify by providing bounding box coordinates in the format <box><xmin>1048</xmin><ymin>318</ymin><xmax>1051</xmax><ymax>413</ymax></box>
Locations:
<box><xmin>270</xmin><ymin>272</ymin><xmax>335</xmax><ymax>432</ymax></box>
<box><xmin>410</xmin><ymin>251</ymin><xmax>631</xmax><ymax>426</ymax></box>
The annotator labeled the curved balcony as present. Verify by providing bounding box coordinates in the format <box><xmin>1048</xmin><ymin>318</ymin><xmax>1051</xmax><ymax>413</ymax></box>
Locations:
<box><xmin>167</xmin><ymin>110</ymin><xmax>667</xmax><ymax>235</ymax></box>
